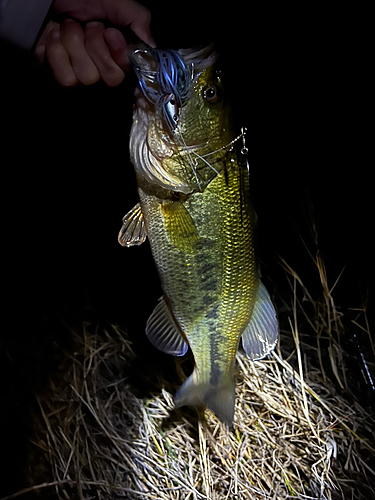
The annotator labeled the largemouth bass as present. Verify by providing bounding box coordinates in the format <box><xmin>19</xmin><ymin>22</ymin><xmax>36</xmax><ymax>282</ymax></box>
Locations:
<box><xmin>119</xmin><ymin>46</ymin><xmax>278</xmax><ymax>425</ymax></box>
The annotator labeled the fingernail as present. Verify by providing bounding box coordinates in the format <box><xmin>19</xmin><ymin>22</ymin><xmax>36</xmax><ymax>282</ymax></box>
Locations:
<box><xmin>50</xmin><ymin>28</ymin><xmax>60</xmax><ymax>41</ymax></box>
<box><xmin>138</xmin><ymin>35</ymin><xmax>156</xmax><ymax>48</ymax></box>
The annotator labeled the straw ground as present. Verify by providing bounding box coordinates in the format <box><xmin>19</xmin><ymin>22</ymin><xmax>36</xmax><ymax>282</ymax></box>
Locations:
<box><xmin>2</xmin><ymin>247</ymin><xmax>374</xmax><ymax>500</ymax></box>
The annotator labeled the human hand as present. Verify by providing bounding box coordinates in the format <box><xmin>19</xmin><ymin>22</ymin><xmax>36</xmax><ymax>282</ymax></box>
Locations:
<box><xmin>34</xmin><ymin>0</ymin><xmax>155</xmax><ymax>87</ymax></box>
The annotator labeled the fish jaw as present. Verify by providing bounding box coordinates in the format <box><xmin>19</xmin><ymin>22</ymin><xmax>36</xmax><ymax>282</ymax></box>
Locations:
<box><xmin>130</xmin><ymin>90</ymin><xmax>194</xmax><ymax>194</ymax></box>
<box><xmin>130</xmin><ymin>58</ymin><xmax>234</xmax><ymax>194</ymax></box>
<box><xmin>130</xmin><ymin>99</ymin><xmax>228</xmax><ymax>194</ymax></box>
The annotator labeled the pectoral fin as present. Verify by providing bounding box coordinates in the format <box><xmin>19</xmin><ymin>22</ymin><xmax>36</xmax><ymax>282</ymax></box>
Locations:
<box><xmin>118</xmin><ymin>202</ymin><xmax>147</xmax><ymax>247</ymax></box>
<box><xmin>161</xmin><ymin>201</ymin><xmax>199</xmax><ymax>252</ymax></box>
<box><xmin>241</xmin><ymin>282</ymin><xmax>278</xmax><ymax>360</ymax></box>
<box><xmin>146</xmin><ymin>296</ymin><xmax>188</xmax><ymax>356</ymax></box>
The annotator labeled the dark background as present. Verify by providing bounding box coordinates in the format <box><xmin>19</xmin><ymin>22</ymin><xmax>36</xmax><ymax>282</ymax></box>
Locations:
<box><xmin>1</xmin><ymin>2</ymin><xmax>373</xmax><ymax>496</ymax></box>
<box><xmin>2</xmin><ymin>3</ymin><xmax>372</xmax><ymax>325</ymax></box>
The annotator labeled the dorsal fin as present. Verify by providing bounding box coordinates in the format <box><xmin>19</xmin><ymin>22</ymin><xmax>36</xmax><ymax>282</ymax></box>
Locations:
<box><xmin>241</xmin><ymin>281</ymin><xmax>278</xmax><ymax>360</ymax></box>
<box><xmin>118</xmin><ymin>202</ymin><xmax>147</xmax><ymax>247</ymax></box>
<box><xmin>146</xmin><ymin>296</ymin><xmax>188</xmax><ymax>356</ymax></box>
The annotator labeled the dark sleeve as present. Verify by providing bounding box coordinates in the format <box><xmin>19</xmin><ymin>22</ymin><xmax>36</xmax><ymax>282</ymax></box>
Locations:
<box><xmin>0</xmin><ymin>0</ymin><xmax>54</xmax><ymax>50</ymax></box>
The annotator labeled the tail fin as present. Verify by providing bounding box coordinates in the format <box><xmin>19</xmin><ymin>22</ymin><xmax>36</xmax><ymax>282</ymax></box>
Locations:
<box><xmin>174</xmin><ymin>371</ymin><xmax>235</xmax><ymax>426</ymax></box>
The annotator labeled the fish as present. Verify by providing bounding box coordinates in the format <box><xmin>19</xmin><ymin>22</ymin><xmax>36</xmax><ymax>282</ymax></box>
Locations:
<box><xmin>118</xmin><ymin>46</ymin><xmax>278</xmax><ymax>426</ymax></box>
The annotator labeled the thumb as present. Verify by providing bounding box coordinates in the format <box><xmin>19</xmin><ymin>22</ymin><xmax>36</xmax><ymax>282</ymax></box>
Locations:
<box><xmin>130</xmin><ymin>16</ymin><xmax>156</xmax><ymax>47</ymax></box>
<box><xmin>106</xmin><ymin>0</ymin><xmax>156</xmax><ymax>47</ymax></box>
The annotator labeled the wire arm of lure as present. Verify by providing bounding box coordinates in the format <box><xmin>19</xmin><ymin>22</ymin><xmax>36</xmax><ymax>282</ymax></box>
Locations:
<box><xmin>240</xmin><ymin>127</ymin><xmax>248</xmax><ymax>155</ymax></box>
<box><xmin>196</xmin><ymin>127</ymin><xmax>248</xmax><ymax>161</ymax></box>
<box><xmin>191</xmin><ymin>151</ymin><xmax>219</xmax><ymax>175</ymax></box>
<box><xmin>180</xmin><ymin>127</ymin><xmax>249</xmax><ymax>190</ymax></box>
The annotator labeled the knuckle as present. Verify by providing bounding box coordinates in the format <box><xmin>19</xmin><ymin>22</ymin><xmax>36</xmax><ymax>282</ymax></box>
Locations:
<box><xmin>105</xmin><ymin>68</ymin><xmax>125</xmax><ymax>87</ymax></box>
<box><xmin>47</xmin><ymin>27</ymin><xmax>60</xmax><ymax>44</ymax></box>
<box><xmin>56</xmin><ymin>64</ymin><xmax>78</xmax><ymax>87</ymax></box>
<box><xmin>48</xmin><ymin>43</ymin><xmax>66</xmax><ymax>65</ymax></box>
<box><xmin>85</xmin><ymin>38</ymin><xmax>104</xmax><ymax>59</ymax></box>
<box><xmin>67</xmin><ymin>31</ymin><xmax>82</xmax><ymax>47</ymax></box>
<box><xmin>81</xmin><ymin>71</ymin><xmax>100</xmax><ymax>86</ymax></box>
<box><xmin>62</xmin><ymin>75</ymin><xmax>78</xmax><ymax>87</ymax></box>
<box><xmin>75</xmin><ymin>62</ymin><xmax>100</xmax><ymax>86</ymax></box>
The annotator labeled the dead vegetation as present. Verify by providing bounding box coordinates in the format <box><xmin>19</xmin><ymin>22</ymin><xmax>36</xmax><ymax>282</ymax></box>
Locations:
<box><xmin>2</xmin><ymin>237</ymin><xmax>374</xmax><ymax>500</ymax></box>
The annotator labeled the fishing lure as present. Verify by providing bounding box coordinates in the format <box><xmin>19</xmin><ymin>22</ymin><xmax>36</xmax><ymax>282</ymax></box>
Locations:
<box><xmin>130</xmin><ymin>48</ymin><xmax>191</xmax><ymax>130</ymax></box>
<box><xmin>119</xmin><ymin>46</ymin><xmax>279</xmax><ymax>425</ymax></box>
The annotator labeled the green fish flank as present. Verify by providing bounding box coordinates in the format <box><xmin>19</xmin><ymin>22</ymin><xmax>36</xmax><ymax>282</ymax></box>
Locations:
<box><xmin>140</xmin><ymin>152</ymin><xmax>256</xmax><ymax>374</ymax></box>
<box><xmin>122</xmin><ymin>47</ymin><xmax>278</xmax><ymax>426</ymax></box>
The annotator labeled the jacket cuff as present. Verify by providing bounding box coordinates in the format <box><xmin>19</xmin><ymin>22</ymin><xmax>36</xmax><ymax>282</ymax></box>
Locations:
<box><xmin>0</xmin><ymin>0</ymin><xmax>54</xmax><ymax>51</ymax></box>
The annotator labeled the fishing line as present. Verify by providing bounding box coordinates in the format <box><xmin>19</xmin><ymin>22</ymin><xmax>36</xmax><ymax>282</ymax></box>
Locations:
<box><xmin>186</xmin><ymin>127</ymin><xmax>249</xmax><ymax>183</ymax></box>
<box><xmin>173</xmin><ymin>130</ymin><xmax>202</xmax><ymax>190</ymax></box>
<box><xmin>191</xmin><ymin>151</ymin><xmax>219</xmax><ymax>175</ymax></box>
<box><xmin>173</xmin><ymin>127</ymin><xmax>249</xmax><ymax>191</ymax></box>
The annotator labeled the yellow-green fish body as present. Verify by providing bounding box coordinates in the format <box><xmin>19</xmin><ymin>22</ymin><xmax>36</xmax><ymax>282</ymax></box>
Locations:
<box><xmin>119</xmin><ymin>47</ymin><xmax>278</xmax><ymax>425</ymax></box>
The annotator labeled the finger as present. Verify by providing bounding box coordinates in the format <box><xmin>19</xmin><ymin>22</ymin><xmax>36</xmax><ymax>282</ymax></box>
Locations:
<box><xmin>128</xmin><ymin>11</ymin><xmax>155</xmax><ymax>48</ymax></box>
<box><xmin>46</xmin><ymin>27</ymin><xmax>78</xmax><ymax>87</ymax></box>
<box><xmin>34</xmin><ymin>20</ymin><xmax>59</xmax><ymax>64</ymax></box>
<box><xmin>60</xmin><ymin>19</ymin><xmax>100</xmax><ymax>86</ymax></box>
<box><xmin>104</xmin><ymin>28</ymin><xmax>130</xmax><ymax>72</ymax></box>
<box><xmin>85</xmin><ymin>22</ymin><xmax>125</xmax><ymax>87</ymax></box>
<box><xmin>105</xmin><ymin>0</ymin><xmax>156</xmax><ymax>47</ymax></box>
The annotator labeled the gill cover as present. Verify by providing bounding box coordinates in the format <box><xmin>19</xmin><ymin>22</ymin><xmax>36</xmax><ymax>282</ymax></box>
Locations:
<box><xmin>129</xmin><ymin>46</ymin><xmax>217</xmax><ymax>193</ymax></box>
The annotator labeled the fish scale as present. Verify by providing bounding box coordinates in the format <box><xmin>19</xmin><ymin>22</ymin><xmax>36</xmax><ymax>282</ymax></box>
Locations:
<box><xmin>138</xmin><ymin>151</ymin><xmax>256</xmax><ymax>383</ymax></box>
<box><xmin>214</xmin><ymin>158</ymin><xmax>257</xmax><ymax>374</ymax></box>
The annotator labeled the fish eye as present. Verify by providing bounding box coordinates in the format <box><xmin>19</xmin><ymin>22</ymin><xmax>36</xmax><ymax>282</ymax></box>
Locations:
<box><xmin>203</xmin><ymin>85</ymin><xmax>219</xmax><ymax>104</ymax></box>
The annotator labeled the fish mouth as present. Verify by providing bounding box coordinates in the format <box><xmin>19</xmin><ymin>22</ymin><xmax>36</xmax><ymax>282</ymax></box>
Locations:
<box><xmin>175</xmin><ymin>141</ymin><xmax>207</xmax><ymax>152</ymax></box>
<box><xmin>157</xmin><ymin>126</ymin><xmax>208</xmax><ymax>155</ymax></box>
<box><xmin>176</xmin><ymin>139</ymin><xmax>206</xmax><ymax>150</ymax></box>
<box><xmin>135</xmin><ymin>92</ymin><xmax>218</xmax><ymax>156</ymax></box>
<box><xmin>174</xmin><ymin>136</ymin><xmax>225</xmax><ymax>160</ymax></box>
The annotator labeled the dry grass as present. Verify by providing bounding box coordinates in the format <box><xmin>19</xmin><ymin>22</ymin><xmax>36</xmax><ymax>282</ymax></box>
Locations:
<box><xmin>2</xmin><ymin>255</ymin><xmax>374</xmax><ymax>499</ymax></box>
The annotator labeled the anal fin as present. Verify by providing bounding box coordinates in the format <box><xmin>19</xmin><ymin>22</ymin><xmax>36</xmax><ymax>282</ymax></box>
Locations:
<box><xmin>146</xmin><ymin>296</ymin><xmax>188</xmax><ymax>356</ymax></box>
<box><xmin>241</xmin><ymin>281</ymin><xmax>278</xmax><ymax>360</ymax></box>
<box><xmin>118</xmin><ymin>202</ymin><xmax>147</xmax><ymax>247</ymax></box>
